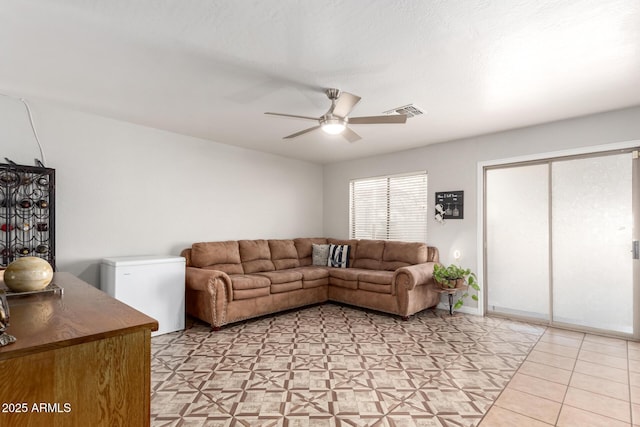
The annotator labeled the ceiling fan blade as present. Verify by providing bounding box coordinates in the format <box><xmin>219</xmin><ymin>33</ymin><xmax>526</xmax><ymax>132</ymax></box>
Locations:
<box><xmin>342</xmin><ymin>127</ymin><xmax>362</xmax><ymax>143</ymax></box>
<box><xmin>348</xmin><ymin>114</ymin><xmax>407</xmax><ymax>124</ymax></box>
<box><xmin>284</xmin><ymin>125</ymin><xmax>321</xmax><ymax>139</ymax></box>
<box><xmin>332</xmin><ymin>92</ymin><xmax>361</xmax><ymax>117</ymax></box>
<box><xmin>265</xmin><ymin>112</ymin><xmax>319</xmax><ymax>121</ymax></box>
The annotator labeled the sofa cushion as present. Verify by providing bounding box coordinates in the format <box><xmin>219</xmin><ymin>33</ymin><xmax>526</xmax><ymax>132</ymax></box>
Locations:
<box><xmin>352</xmin><ymin>240</ymin><xmax>385</xmax><ymax>270</ymax></box>
<box><xmin>359</xmin><ymin>282</ymin><xmax>392</xmax><ymax>294</ymax></box>
<box><xmin>358</xmin><ymin>270</ymin><xmax>394</xmax><ymax>294</ymax></box>
<box><xmin>269</xmin><ymin>239</ymin><xmax>300</xmax><ymax>270</ymax></box>
<box><xmin>359</xmin><ymin>270</ymin><xmax>394</xmax><ymax>285</ymax></box>
<box><xmin>232</xmin><ymin>288</ymin><xmax>270</xmax><ymax>300</ymax></box>
<box><xmin>294</xmin><ymin>238</ymin><xmax>328</xmax><ymax>266</ymax></box>
<box><xmin>291</xmin><ymin>266</ymin><xmax>329</xmax><ymax>289</ymax></box>
<box><xmin>229</xmin><ymin>274</ymin><xmax>271</xmax><ymax>300</ymax></box>
<box><xmin>191</xmin><ymin>241</ymin><xmax>244</xmax><ymax>274</ymax></box>
<box><xmin>202</xmin><ymin>265</ymin><xmax>244</xmax><ymax>276</ymax></box>
<box><xmin>255</xmin><ymin>270</ymin><xmax>303</xmax><ymax>284</ymax></box>
<box><xmin>328</xmin><ymin>267</ymin><xmax>361</xmax><ymax>289</ymax></box>
<box><xmin>380</xmin><ymin>241</ymin><xmax>428</xmax><ymax>271</ymax></box>
<box><xmin>293</xmin><ymin>266</ymin><xmax>330</xmax><ymax>281</ymax></box>
<box><xmin>312</xmin><ymin>244</ymin><xmax>330</xmax><ymax>266</ymax></box>
<box><xmin>271</xmin><ymin>282</ymin><xmax>303</xmax><ymax>293</ymax></box>
<box><xmin>254</xmin><ymin>270</ymin><xmax>304</xmax><ymax>293</ymax></box>
<box><xmin>239</xmin><ymin>239</ymin><xmax>275</xmax><ymax>273</ymax></box>
<box><xmin>328</xmin><ymin>244</ymin><xmax>351</xmax><ymax>268</ymax></box>
<box><xmin>330</xmin><ymin>268</ymin><xmax>361</xmax><ymax>281</ymax></box>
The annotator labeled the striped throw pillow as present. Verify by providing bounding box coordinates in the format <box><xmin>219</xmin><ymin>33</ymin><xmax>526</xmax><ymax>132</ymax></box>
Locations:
<box><xmin>328</xmin><ymin>244</ymin><xmax>350</xmax><ymax>268</ymax></box>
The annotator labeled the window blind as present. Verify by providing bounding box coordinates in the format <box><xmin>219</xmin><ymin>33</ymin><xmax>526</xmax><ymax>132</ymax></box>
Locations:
<box><xmin>349</xmin><ymin>171</ymin><xmax>428</xmax><ymax>242</ymax></box>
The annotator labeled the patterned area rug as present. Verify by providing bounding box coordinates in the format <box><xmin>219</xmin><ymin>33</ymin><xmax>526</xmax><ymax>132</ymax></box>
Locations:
<box><xmin>150</xmin><ymin>304</ymin><xmax>545</xmax><ymax>426</ymax></box>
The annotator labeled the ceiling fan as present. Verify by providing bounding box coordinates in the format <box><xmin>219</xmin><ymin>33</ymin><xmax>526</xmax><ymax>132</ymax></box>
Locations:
<box><xmin>265</xmin><ymin>88</ymin><xmax>407</xmax><ymax>143</ymax></box>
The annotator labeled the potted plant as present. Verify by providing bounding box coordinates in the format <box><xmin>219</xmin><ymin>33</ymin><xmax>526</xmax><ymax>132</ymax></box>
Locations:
<box><xmin>432</xmin><ymin>264</ymin><xmax>480</xmax><ymax>310</ymax></box>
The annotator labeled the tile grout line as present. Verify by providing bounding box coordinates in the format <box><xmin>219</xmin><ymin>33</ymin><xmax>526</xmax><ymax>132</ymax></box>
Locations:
<box><xmin>628</xmin><ymin>340</ymin><xmax>633</xmax><ymax>427</ymax></box>
<box><xmin>552</xmin><ymin>330</ymin><xmax>585</xmax><ymax>426</ymax></box>
<box><xmin>504</xmin><ymin>328</ymin><xmax>571</xmax><ymax>426</ymax></box>
<box><xmin>475</xmin><ymin>318</ymin><xmax>548</xmax><ymax>426</ymax></box>
<box><xmin>523</xmin><ymin>331</ymin><xmax>633</xmax><ymax>426</ymax></box>
<box><xmin>557</xmin><ymin>333</ymin><xmax>637</xmax><ymax>427</ymax></box>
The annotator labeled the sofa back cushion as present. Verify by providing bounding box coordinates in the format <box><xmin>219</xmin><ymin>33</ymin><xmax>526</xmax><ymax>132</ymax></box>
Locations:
<box><xmin>190</xmin><ymin>241</ymin><xmax>244</xmax><ymax>274</ymax></box>
<box><xmin>239</xmin><ymin>239</ymin><xmax>275</xmax><ymax>273</ymax></box>
<box><xmin>427</xmin><ymin>246</ymin><xmax>439</xmax><ymax>263</ymax></box>
<box><xmin>351</xmin><ymin>239</ymin><xmax>384</xmax><ymax>270</ymax></box>
<box><xmin>180</xmin><ymin>248</ymin><xmax>193</xmax><ymax>266</ymax></box>
<box><xmin>294</xmin><ymin>238</ymin><xmax>328</xmax><ymax>266</ymax></box>
<box><xmin>268</xmin><ymin>239</ymin><xmax>300</xmax><ymax>270</ymax></box>
<box><xmin>380</xmin><ymin>241</ymin><xmax>428</xmax><ymax>271</ymax></box>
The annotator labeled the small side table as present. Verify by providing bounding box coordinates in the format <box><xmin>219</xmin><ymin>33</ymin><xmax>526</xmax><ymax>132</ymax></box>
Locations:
<box><xmin>434</xmin><ymin>285</ymin><xmax>468</xmax><ymax>315</ymax></box>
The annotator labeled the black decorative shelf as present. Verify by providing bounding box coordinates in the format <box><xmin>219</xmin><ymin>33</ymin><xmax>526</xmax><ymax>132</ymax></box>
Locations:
<box><xmin>0</xmin><ymin>161</ymin><xmax>56</xmax><ymax>270</ymax></box>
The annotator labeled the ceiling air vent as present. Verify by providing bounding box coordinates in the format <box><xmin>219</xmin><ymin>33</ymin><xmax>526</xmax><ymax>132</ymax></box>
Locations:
<box><xmin>383</xmin><ymin>104</ymin><xmax>425</xmax><ymax>118</ymax></box>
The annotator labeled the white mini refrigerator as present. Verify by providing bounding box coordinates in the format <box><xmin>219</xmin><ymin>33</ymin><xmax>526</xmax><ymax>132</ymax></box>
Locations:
<box><xmin>100</xmin><ymin>255</ymin><xmax>185</xmax><ymax>336</ymax></box>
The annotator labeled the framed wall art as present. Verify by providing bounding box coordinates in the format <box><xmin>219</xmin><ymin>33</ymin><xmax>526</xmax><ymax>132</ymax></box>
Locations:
<box><xmin>435</xmin><ymin>191</ymin><xmax>463</xmax><ymax>219</ymax></box>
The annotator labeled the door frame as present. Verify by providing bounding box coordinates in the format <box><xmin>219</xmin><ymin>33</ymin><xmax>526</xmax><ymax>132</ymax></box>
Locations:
<box><xmin>477</xmin><ymin>139</ymin><xmax>640</xmax><ymax>338</ymax></box>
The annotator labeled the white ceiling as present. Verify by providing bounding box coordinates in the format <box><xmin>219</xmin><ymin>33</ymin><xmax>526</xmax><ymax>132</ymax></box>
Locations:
<box><xmin>1</xmin><ymin>1</ymin><xmax>639</xmax><ymax>164</ymax></box>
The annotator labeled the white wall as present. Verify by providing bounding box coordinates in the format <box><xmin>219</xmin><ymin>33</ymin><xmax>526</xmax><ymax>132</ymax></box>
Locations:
<box><xmin>323</xmin><ymin>106</ymin><xmax>640</xmax><ymax>311</ymax></box>
<box><xmin>0</xmin><ymin>96</ymin><xmax>324</xmax><ymax>286</ymax></box>
<box><xmin>3</xmin><ymin>93</ymin><xmax>639</xmax><ymax>300</ymax></box>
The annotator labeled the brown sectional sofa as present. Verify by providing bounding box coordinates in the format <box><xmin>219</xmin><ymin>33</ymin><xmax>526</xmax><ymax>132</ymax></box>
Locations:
<box><xmin>181</xmin><ymin>238</ymin><xmax>441</xmax><ymax>329</ymax></box>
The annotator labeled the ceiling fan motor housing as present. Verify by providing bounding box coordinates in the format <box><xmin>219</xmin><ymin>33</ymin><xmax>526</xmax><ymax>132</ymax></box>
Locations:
<box><xmin>325</xmin><ymin>88</ymin><xmax>341</xmax><ymax>101</ymax></box>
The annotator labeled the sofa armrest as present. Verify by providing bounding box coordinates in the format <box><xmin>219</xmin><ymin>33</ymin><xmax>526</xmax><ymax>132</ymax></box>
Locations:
<box><xmin>185</xmin><ymin>267</ymin><xmax>231</xmax><ymax>328</ymax></box>
<box><xmin>393</xmin><ymin>262</ymin><xmax>438</xmax><ymax>291</ymax></box>
<box><xmin>186</xmin><ymin>267</ymin><xmax>230</xmax><ymax>292</ymax></box>
<box><xmin>393</xmin><ymin>262</ymin><xmax>440</xmax><ymax>317</ymax></box>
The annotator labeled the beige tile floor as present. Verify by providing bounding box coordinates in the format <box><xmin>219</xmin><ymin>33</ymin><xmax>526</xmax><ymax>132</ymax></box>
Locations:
<box><xmin>480</xmin><ymin>328</ymin><xmax>640</xmax><ymax>427</ymax></box>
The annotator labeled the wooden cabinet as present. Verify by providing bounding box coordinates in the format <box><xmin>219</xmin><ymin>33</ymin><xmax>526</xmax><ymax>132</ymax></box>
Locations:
<box><xmin>0</xmin><ymin>273</ymin><xmax>158</xmax><ymax>426</ymax></box>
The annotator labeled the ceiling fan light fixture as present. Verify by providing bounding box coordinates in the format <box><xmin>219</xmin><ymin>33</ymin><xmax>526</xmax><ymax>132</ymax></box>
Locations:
<box><xmin>265</xmin><ymin>89</ymin><xmax>407</xmax><ymax>142</ymax></box>
<box><xmin>320</xmin><ymin>116</ymin><xmax>346</xmax><ymax>135</ymax></box>
<box><xmin>321</xmin><ymin>123</ymin><xmax>346</xmax><ymax>135</ymax></box>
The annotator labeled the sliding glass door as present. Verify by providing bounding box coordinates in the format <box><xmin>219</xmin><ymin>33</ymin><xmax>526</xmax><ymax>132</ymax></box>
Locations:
<box><xmin>551</xmin><ymin>154</ymin><xmax>633</xmax><ymax>333</ymax></box>
<box><xmin>485</xmin><ymin>164</ymin><xmax>550</xmax><ymax>320</ymax></box>
<box><xmin>485</xmin><ymin>149</ymin><xmax>638</xmax><ymax>337</ymax></box>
